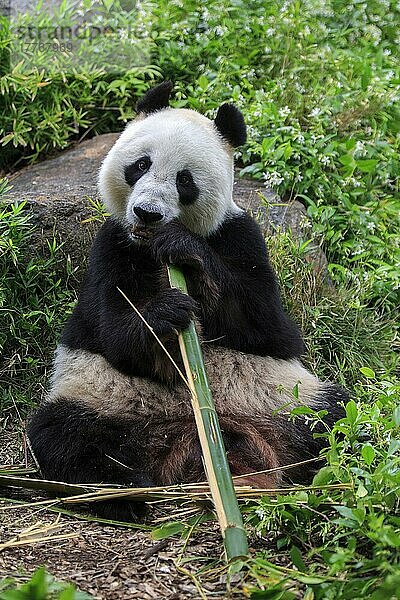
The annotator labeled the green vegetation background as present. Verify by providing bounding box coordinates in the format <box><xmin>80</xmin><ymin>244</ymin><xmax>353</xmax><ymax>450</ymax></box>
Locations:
<box><xmin>0</xmin><ymin>1</ymin><xmax>399</xmax><ymax>598</ymax></box>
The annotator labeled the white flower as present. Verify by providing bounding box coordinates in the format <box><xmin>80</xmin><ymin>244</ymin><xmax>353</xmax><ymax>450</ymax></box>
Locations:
<box><xmin>214</xmin><ymin>26</ymin><xmax>227</xmax><ymax>36</ymax></box>
<box><xmin>301</xmin><ymin>217</ymin><xmax>312</xmax><ymax>228</ymax></box>
<box><xmin>349</xmin><ymin>177</ymin><xmax>362</xmax><ymax>188</ymax></box>
<box><xmin>279</xmin><ymin>105</ymin><xmax>291</xmax><ymax>118</ymax></box>
<box><xmin>383</xmin><ymin>48</ymin><xmax>392</xmax><ymax>56</ymax></box>
<box><xmin>355</xmin><ymin>140</ymin><xmax>364</xmax><ymax>153</ymax></box>
<box><xmin>255</xmin><ymin>508</ymin><xmax>265</xmax><ymax>519</ymax></box>
<box><xmin>354</xmin><ymin>140</ymin><xmax>367</xmax><ymax>157</ymax></box>
<box><xmin>296</xmin><ymin>133</ymin><xmax>305</xmax><ymax>144</ymax></box>
<box><xmin>263</xmin><ymin>171</ymin><xmax>284</xmax><ymax>188</ymax></box>
<box><xmin>309</xmin><ymin>107</ymin><xmax>322</xmax><ymax>118</ymax></box>
<box><xmin>265</xmin><ymin>28</ymin><xmax>275</xmax><ymax>36</ymax></box>
<box><xmin>296</xmin><ymin>173</ymin><xmax>303</xmax><ymax>181</ymax></box>
<box><xmin>353</xmin><ymin>244</ymin><xmax>366</xmax><ymax>256</ymax></box>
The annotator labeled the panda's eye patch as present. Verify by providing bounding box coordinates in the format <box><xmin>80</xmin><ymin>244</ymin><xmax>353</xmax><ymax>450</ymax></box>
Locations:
<box><xmin>176</xmin><ymin>169</ymin><xmax>199</xmax><ymax>205</ymax></box>
<box><xmin>124</xmin><ymin>156</ymin><xmax>151</xmax><ymax>186</ymax></box>
<box><xmin>177</xmin><ymin>171</ymin><xmax>191</xmax><ymax>186</ymax></box>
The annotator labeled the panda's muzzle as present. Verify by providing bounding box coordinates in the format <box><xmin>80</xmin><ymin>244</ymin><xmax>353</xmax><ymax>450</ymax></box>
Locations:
<box><xmin>130</xmin><ymin>204</ymin><xmax>165</xmax><ymax>242</ymax></box>
<box><xmin>134</xmin><ymin>206</ymin><xmax>164</xmax><ymax>225</ymax></box>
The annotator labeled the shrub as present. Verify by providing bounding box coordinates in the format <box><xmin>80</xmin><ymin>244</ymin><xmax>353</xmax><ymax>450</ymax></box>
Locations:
<box><xmin>0</xmin><ymin>185</ymin><xmax>76</xmax><ymax>412</ymax></box>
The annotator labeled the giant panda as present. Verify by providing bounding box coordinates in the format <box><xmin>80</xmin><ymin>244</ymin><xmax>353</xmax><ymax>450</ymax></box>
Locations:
<box><xmin>27</xmin><ymin>81</ymin><xmax>347</xmax><ymax>517</ymax></box>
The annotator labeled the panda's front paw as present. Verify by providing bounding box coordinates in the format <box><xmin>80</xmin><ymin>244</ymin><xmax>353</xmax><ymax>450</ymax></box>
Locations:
<box><xmin>152</xmin><ymin>221</ymin><xmax>204</xmax><ymax>269</ymax></box>
<box><xmin>146</xmin><ymin>288</ymin><xmax>198</xmax><ymax>338</ymax></box>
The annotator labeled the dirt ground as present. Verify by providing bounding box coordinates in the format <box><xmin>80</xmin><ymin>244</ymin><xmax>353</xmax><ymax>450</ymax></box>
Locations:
<box><xmin>0</xmin><ymin>504</ymin><xmax>227</xmax><ymax>599</ymax></box>
<box><xmin>0</xmin><ymin>426</ymin><xmax>248</xmax><ymax>599</ymax></box>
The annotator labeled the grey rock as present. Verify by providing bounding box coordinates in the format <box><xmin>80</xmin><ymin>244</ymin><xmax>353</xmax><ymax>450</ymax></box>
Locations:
<box><xmin>5</xmin><ymin>133</ymin><xmax>327</xmax><ymax>274</ymax></box>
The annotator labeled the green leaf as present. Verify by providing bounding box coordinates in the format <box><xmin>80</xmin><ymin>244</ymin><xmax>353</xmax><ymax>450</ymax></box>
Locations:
<box><xmin>1</xmin><ymin>133</ymin><xmax>15</xmax><ymax>146</ymax></box>
<box><xmin>360</xmin><ymin>366</ymin><xmax>375</xmax><ymax>378</ymax></box>
<box><xmin>356</xmin><ymin>159</ymin><xmax>378</xmax><ymax>173</ymax></box>
<box><xmin>361</xmin><ymin>64</ymin><xmax>372</xmax><ymax>90</ymax></box>
<box><xmin>151</xmin><ymin>521</ymin><xmax>185</xmax><ymax>540</ymax></box>
<box><xmin>356</xmin><ymin>482</ymin><xmax>368</xmax><ymax>497</ymax></box>
<box><xmin>0</xmin><ymin>591</ymin><xmax>26</xmax><ymax>599</ymax></box>
<box><xmin>250</xmin><ymin>589</ymin><xmax>296</xmax><ymax>599</ymax></box>
<box><xmin>261</xmin><ymin>136</ymin><xmax>278</xmax><ymax>153</ymax></box>
<box><xmin>291</xmin><ymin>406</ymin><xmax>315</xmax><ymax>416</ymax></box>
<box><xmin>339</xmin><ymin>154</ymin><xmax>355</xmax><ymax>167</ymax></box>
<box><xmin>290</xmin><ymin>545</ymin><xmax>306</xmax><ymax>572</ymax></box>
<box><xmin>393</xmin><ymin>406</ymin><xmax>400</xmax><ymax>426</ymax></box>
<box><xmin>312</xmin><ymin>466</ymin><xmax>334</xmax><ymax>487</ymax></box>
<box><xmin>335</xmin><ymin>505</ymin><xmax>365</xmax><ymax>525</ymax></box>
<box><xmin>197</xmin><ymin>75</ymin><xmax>209</xmax><ymax>91</ymax></box>
<box><xmin>284</xmin><ymin>143</ymin><xmax>292</xmax><ymax>159</ymax></box>
<box><xmin>345</xmin><ymin>400</ymin><xmax>358</xmax><ymax>424</ymax></box>
<box><xmin>58</xmin><ymin>588</ymin><xmax>76</xmax><ymax>600</ymax></box>
<box><xmin>361</xmin><ymin>443</ymin><xmax>376</xmax><ymax>466</ymax></box>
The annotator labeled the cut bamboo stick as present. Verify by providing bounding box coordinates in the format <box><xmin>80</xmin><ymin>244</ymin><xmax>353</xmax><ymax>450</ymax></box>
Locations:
<box><xmin>167</xmin><ymin>264</ymin><xmax>249</xmax><ymax>561</ymax></box>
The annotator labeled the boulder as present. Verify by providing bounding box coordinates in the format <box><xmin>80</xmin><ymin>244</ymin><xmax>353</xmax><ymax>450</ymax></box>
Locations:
<box><xmin>5</xmin><ymin>133</ymin><xmax>327</xmax><ymax>273</ymax></box>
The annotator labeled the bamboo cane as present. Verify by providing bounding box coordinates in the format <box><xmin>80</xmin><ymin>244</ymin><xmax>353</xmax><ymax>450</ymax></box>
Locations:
<box><xmin>167</xmin><ymin>264</ymin><xmax>249</xmax><ymax>561</ymax></box>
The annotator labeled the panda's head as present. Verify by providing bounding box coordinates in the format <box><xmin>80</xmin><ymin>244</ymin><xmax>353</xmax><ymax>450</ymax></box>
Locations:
<box><xmin>98</xmin><ymin>81</ymin><xmax>246</xmax><ymax>240</ymax></box>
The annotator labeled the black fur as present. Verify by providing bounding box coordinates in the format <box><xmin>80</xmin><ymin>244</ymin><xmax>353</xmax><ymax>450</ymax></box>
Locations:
<box><xmin>28</xmin><ymin>398</ymin><xmax>154</xmax><ymax>487</ymax></box>
<box><xmin>176</xmin><ymin>169</ymin><xmax>199</xmax><ymax>205</ymax></box>
<box><xmin>136</xmin><ymin>81</ymin><xmax>173</xmax><ymax>115</ymax></box>
<box><xmin>214</xmin><ymin>103</ymin><xmax>247</xmax><ymax>147</ymax></box>
<box><xmin>27</xmin><ymin>397</ymin><xmax>155</xmax><ymax>520</ymax></box>
<box><xmin>61</xmin><ymin>214</ymin><xmax>304</xmax><ymax>383</ymax></box>
<box><xmin>124</xmin><ymin>156</ymin><xmax>151</xmax><ymax>187</ymax></box>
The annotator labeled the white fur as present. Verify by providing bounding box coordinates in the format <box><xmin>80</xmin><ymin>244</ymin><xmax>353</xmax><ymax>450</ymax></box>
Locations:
<box><xmin>98</xmin><ymin>108</ymin><xmax>242</xmax><ymax>237</ymax></box>
<box><xmin>49</xmin><ymin>344</ymin><xmax>326</xmax><ymax>420</ymax></box>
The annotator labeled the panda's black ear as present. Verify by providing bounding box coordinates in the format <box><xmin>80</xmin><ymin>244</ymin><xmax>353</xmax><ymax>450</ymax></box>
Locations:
<box><xmin>136</xmin><ymin>81</ymin><xmax>173</xmax><ymax>115</ymax></box>
<box><xmin>214</xmin><ymin>103</ymin><xmax>247</xmax><ymax>147</ymax></box>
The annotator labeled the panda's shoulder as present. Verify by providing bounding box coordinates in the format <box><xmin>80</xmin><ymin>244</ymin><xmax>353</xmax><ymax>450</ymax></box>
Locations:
<box><xmin>208</xmin><ymin>211</ymin><xmax>267</xmax><ymax>256</ymax></box>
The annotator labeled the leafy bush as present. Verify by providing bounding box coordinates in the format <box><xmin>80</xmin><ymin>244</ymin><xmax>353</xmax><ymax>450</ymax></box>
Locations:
<box><xmin>246</xmin><ymin>374</ymin><xmax>400</xmax><ymax>598</ymax></box>
<box><xmin>0</xmin><ymin>567</ymin><xmax>91</xmax><ymax>599</ymax></box>
<box><xmin>0</xmin><ymin>1</ymin><xmax>160</xmax><ymax>169</ymax></box>
<box><xmin>0</xmin><ymin>185</ymin><xmax>76</xmax><ymax>413</ymax></box>
<box><xmin>266</xmin><ymin>229</ymin><xmax>397</xmax><ymax>386</ymax></box>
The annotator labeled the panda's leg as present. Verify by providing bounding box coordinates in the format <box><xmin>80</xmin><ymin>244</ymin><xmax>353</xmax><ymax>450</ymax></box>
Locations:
<box><xmin>151</xmin><ymin>418</ymin><xmax>282</xmax><ymax>488</ymax></box>
<box><xmin>150</xmin><ymin>385</ymin><xmax>348</xmax><ymax>489</ymax></box>
<box><xmin>27</xmin><ymin>397</ymin><xmax>154</xmax><ymax>520</ymax></box>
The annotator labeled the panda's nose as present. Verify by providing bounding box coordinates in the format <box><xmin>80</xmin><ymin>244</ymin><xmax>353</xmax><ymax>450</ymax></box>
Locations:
<box><xmin>134</xmin><ymin>206</ymin><xmax>163</xmax><ymax>225</ymax></box>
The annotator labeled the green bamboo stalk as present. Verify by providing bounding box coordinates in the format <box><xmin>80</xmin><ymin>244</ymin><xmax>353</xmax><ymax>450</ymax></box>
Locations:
<box><xmin>167</xmin><ymin>264</ymin><xmax>249</xmax><ymax>561</ymax></box>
